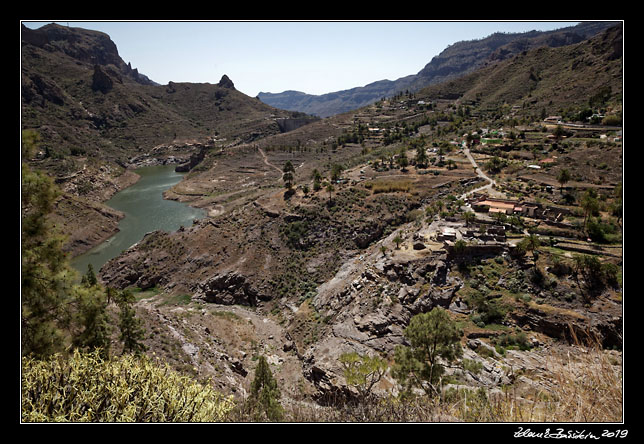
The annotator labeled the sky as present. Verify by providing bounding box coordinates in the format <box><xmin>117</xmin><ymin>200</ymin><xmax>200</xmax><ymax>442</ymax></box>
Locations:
<box><xmin>22</xmin><ymin>20</ymin><xmax>585</xmax><ymax>97</ymax></box>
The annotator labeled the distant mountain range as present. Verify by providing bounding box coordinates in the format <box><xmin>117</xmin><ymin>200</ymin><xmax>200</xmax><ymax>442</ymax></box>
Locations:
<box><xmin>257</xmin><ymin>21</ymin><xmax>618</xmax><ymax>118</ymax></box>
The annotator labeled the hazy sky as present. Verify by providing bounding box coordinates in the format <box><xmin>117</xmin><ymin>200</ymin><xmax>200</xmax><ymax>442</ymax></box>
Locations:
<box><xmin>22</xmin><ymin>20</ymin><xmax>584</xmax><ymax>97</ymax></box>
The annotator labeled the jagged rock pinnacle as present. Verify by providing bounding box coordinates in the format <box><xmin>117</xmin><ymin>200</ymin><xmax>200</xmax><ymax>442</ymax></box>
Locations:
<box><xmin>218</xmin><ymin>74</ymin><xmax>235</xmax><ymax>89</ymax></box>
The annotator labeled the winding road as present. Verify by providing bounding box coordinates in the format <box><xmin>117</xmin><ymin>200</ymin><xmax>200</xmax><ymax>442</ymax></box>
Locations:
<box><xmin>257</xmin><ymin>147</ymin><xmax>283</xmax><ymax>176</ymax></box>
<box><xmin>460</xmin><ymin>146</ymin><xmax>497</xmax><ymax>199</ymax></box>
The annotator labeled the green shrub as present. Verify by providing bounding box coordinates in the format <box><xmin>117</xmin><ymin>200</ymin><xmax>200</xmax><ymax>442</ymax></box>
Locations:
<box><xmin>22</xmin><ymin>349</ymin><xmax>235</xmax><ymax>422</ymax></box>
<box><xmin>279</xmin><ymin>220</ymin><xmax>310</xmax><ymax>250</ymax></box>
<box><xmin>495</xmin><ymin>331</ymin><xmax>532</xmax><ymax>352</ymax></box>
<box><xmin>466</xmin><ymin>288</ymin><xmax>508</xmax><ymax>327</ymax></box>
<box><xmin>462</xmin><ymin>358</ymin><xmax>483</xmax><ymax>374</ymax></box>
<box><xmin>586</xmin><ymin>217</ymin><xmax>620</xmax><ymax>244</ymax></box>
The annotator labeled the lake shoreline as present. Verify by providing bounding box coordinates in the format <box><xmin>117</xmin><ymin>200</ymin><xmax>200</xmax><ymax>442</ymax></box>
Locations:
<box><xmin>69</xmin><ymin>164</ymin><xmax>205</xmax><ymax>276</ymax></box>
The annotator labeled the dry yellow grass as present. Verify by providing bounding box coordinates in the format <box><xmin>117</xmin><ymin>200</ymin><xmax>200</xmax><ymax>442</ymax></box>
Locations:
<box><xmin>276</xmin><ymin>341</ymin><xmax>622</xmax><ymax>423</ymax></box>
<box><xmin>443</xmin><ymin>345</ymin><xmax>622</xmax><ymax>423</ymax></box>
<box><xmin>365</xmin><ymin>179</ymin><xmax>413</xmax><ymax>194</ymax></box>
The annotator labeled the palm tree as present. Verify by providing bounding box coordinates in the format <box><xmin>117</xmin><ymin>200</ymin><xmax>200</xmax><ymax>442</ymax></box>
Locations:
<box><xmin>397</xmin><ymin>149</ymin><xmax>409</xmax><ymax>171</ymax></box>
<box><xmin>520</xmin><ymin>233</ymin><xmax>541</xmax><ymax>268</ymax></box>
<box><xmin>379</xmin><ymin>155</ymin><xmax>388</xmax><ymax>170</ymax></box>
<box><xmin>466</xmin><ymin>133</ymin><xmax>474</xmax><ymax>148</ymax></box>
<box><xmin>580</xmin><ymin>190</ymin><xmax>600</xmax><ymax>232</ymax></box>
<box><xmin>557</xmin><ymin>168</ymin><xmax>571</xmax><ymax>194</ymax></box>
<box><xmin>437</xmin><ymin>146</ymin><xmax>445</xmax><ymax>165</ymax></box>
<box><xmin>331</xmin><ymin>164</ymin><xmax>344</xmax><ymax>182</ymax></box>
<box><xmin>553</xmin><ymin>125</ymin><xmax>566</xmax><ymax>141</ymax></box>
<box><xmin>325</xmin><ymin>182</ymin><xmax>335</xmax><ymax>203</ymax></box>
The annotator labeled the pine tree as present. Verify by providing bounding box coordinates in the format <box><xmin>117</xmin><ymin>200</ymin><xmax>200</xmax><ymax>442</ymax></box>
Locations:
<box><xmin>392</xmin><ymin>307</ymin><xmax>463</xmax><ymax>397</ymax></box>
<box><xmin>80</xmin><ymin>263</ymin><xmax>98</xmax><ymax>287</ymax></box>
<box><xmin>282</xmin><ymin>160</ymin><xmax>295</xmax><ymax>190</ymax></box>
<box><xmin>72</xmin><ymin>265</ymin><xmax>112</xmax><ymax>359</ymax></box>
<box><xmin>72</xmin><ymin>284</ymin><xmax>112</xmax><ymax>359</ymax></box>
<box><xmin>115</xmin><ymin>289</ymin><xmax>147</xmax><ymax>355</ymax></box>
<box><xmin>249</xmin><ymin>355</ymin><xmax>283</xmax><ymax>421</ymax></box>
<box><xmin>21</xmin><ymin>130</ymin><xmax>74</xmax><ymax>358</ymax></box>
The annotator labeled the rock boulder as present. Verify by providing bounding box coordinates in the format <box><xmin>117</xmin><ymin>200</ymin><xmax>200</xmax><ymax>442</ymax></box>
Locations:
<box><xmin>193</xmin><ymin>270</ymin><xmax>260</xmax><ymax>306</ymax></box>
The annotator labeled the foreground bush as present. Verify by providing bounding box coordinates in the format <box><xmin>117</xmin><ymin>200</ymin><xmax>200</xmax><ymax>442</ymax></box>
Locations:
<box><xmin>22</xmin><ymin>349</ymin><xmax>235</xmax><ymax>422</ymax></box>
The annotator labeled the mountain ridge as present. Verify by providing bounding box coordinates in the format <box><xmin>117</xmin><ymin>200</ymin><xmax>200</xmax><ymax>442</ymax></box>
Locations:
<box><xmin>21</xmin><ymin>23</ymin><xmax>158</xmax><ymax>86</ymax></box>
<box><xmin>257</xmin><ymin>21</ymin><xmax>618</xmax><ymax>117</ymax></box>
<box><xmin>414</xmin><ymin>23</ymin><xmax>623</xmax><ymax>115</ymax></box>
<box><xmin>21</xmin><ymin>23</ymin><xmax>318</xmax><ymax>170</ymax></box>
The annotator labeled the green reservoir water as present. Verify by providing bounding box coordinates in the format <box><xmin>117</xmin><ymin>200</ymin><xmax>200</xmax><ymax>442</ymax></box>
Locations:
<box><xmin>70</xmin><ymin>165</ymin><xmax>205</xmax><ymax>276</ymax></box>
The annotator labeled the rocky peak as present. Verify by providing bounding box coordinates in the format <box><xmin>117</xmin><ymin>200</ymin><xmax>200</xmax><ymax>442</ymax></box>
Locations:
<box><xmin>217</xmin><ymin>74</ymin><xmax>235</xmax><ymax>89</ymax></box>
<box><xmin>22</xmin><ymin>23</ymin><xmax>157</xmax><ymax>86</ymax></box>
<box><xmin>22</xmin><ymin>23</ymin><xmax>122</xmax><ymax>67</ymax></box>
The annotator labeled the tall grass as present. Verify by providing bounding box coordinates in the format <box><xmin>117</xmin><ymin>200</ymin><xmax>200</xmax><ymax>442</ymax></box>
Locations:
<box><xmin>365</xmin><ymin>180</ymin><xmax>412</xmax><ymax>194</ymax></box>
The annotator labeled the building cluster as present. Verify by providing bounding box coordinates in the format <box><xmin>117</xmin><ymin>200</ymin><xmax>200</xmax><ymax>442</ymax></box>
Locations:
<box><xmin>468</xmin><ymin>194</ymin><xmax>571</xmax><ymax>222</ymax></box>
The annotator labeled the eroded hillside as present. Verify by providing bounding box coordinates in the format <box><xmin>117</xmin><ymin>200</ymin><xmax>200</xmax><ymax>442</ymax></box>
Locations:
<box><xmin>21</xmin><ymin>23</ymin><xmax>623</xmax><ymax>421</ymax></box>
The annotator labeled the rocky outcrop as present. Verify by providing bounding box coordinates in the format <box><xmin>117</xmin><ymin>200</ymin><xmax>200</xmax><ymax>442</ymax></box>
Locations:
<box><xmin>299</xmin><ymin>248</ymin><xmax>469</xmax><ymax>400</ymax></box>
<box><xmin>353</xmin><ymin>222</ymin><xmax>384</xmax><ymax>249</ymax></box>
<box><xmin>22</xmin><ymin>73</ymin><xmax>66</xmax><ymax>106</ymax></box>
<box><xmin>193</xmin><ymin>270</ymin><xmax>261</xmax><ymax>306</ymax></box>
<box><xmin>22</xmin><ymin>23</ymin><xmax>122</xmax><ymax>67</ymax></box>
<box><xmin>217</xmin><ymin>74</ymin><xmax>235</xmax><ymax>89</ymax></box>
<box><xmin>509</xmin><ymin>302</ymin><xmax>622</xmax><ymax>348</ymax></box>
<box><xmin>175</xmin><ymin>145</ymin><xmax>208</xmax><ymax>172</ymax></box>
<box><xmin>22</xmin><ymin>23</ymin><xmax>156</xmax><ymax>86</ymax></box>
<box><xmin>91</xmin><ymin>64</ymin><xmax>114</xmax><ymax>93</ymax></box>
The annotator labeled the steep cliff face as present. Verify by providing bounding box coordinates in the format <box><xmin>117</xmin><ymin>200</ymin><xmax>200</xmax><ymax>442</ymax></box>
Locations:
<box><xmin>21</xmin><ymin>23</ymin><xmax>156</xmax><ymax>85</ymax></box>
